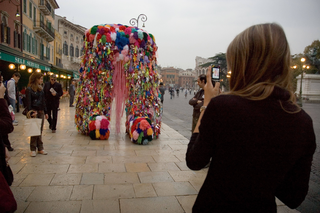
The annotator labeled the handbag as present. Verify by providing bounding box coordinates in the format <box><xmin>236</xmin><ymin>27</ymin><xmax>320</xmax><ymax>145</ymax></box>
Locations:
<box><xmin>22</xmin><ymin>107</ymin><xmax>28</xmax><ymax>116</ymax></box>
<box><xmin>0</xmin><ymin>172</ymin><xmax>17</xmax><ymax>213</ymax></box>
<box><xmin>24</xmin><ymin>110</ymin><xmax>42</xmax><ymax>137</ymax></box>
<box><xmin>3</xmin><ymin>163</ymin><xmax>14</xmax><ymax>186</ymax></box>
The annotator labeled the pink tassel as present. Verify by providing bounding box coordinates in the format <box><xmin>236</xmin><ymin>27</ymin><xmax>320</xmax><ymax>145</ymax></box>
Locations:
<box><xmin>112</xmin><ymin>61</ymin><xmax>128</xmax><ymax>134</ymax></box>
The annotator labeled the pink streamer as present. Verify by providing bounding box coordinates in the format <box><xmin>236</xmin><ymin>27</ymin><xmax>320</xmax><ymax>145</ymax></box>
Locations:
<box><xmin>112</xmin><ymin>61</ymin><xmax>128</xmax><ymax>134</ymax></box>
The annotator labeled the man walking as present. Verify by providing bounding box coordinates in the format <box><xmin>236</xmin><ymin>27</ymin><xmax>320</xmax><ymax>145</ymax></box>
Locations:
<box><xmin>7</xmin><ymin>72</ymin><xmax>20</xmax><ymax>125</ymax></box>
<box><xmin>189</xmin><ymin>74</ymin><xmax>206</xmax><ymax>132</ymax></box>
<box><xmin>159</xmin><ymin>82</ymin><xmax>165</xmax><ymax>104</ymax></box>
<box><xmin>44</xmin><ymin>74</ymin><xmax>63</xmax><ymax>133</ymax></box>
<box><xmin>69</xmin><ymin>79</ymin><xmax>76</xmax><ymax>107</ymax></box>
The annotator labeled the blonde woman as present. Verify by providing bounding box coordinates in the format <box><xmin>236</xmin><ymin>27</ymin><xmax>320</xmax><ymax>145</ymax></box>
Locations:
<box><xmin>26</xmin><ymin>73</ymin><xmax>48</xmax><ymax>157</ymax></box>
<box><xmin>186</xmin><ymin>23</ymin><xmax>316</xmax><ymax>213</ymax></box>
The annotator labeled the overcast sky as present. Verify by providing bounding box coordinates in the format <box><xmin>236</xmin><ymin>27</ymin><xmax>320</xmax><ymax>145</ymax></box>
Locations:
<box><xmin>56</xmin><ymin>0</ymin><xmax>320</xmax><ymax>70</ymax></box>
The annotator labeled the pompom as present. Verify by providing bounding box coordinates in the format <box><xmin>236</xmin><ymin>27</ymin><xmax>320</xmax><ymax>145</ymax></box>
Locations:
<box><xmin>90</xmin><ymin>26</ymin><xmax>98</xmax><ymax>34</ymax></box>
<box><xmin>111</xmin><ymin>32</ymin><xmax>117</xmax><ymax>41</ymax></box>
<box><xmin>124</xmin><ymin>28</ymin><xmax>132</xmax><ymax>35</ymax></box>
<box><xmin>100</xmin><ymin>119</ymin><xmax>109</xmax><ymax>129</ymax></box>
<box><xmin>132</xmin><ymin>130</ymin><xmax>139</xmax><ymax>140</ymax></box>
<box><xmin>101</xmin><ymin>35</ymin><xmax>106</xmax><ymax>44</ymax></box>
<box><xmin>137</xmin><ymin>132</ymin><xmax>144</xmax><ymax>144</ymax></box>
<box><xmin>95</xmin><ymin>119</ymin><xmax>101</xmax><ymax>130</ymax></box>
<box><xmin>89</xmin><ymin>34</ymin><xmax>95</xmax><ymax>42</ymax></box>
<box><xmin>147</xmin><ymin>128</ymin><xmax>153</xmax><ymax>136</ymax></box>
<box><xmin>138</xmin><ymin>31</ymin><xmax>143</xmax><ymax>40</ymax></box>
<box><xmin>139</xmin><ymin>119</ymin><xmax>150</xmax><ymax>130</ymax></box>
<box><xmin>89</xmin><ymin>121</ymin><xmax>96</xmax><ymax>131</ymax></box>
<box><xmin>89</xmin><ymin>131</ymin><xmax>96</xmax><ymax>140</ymax></box>
<box><xmin>95</xmin><ymin>129</ymin><xmax>100</xmax><ymax>138</ymax></box>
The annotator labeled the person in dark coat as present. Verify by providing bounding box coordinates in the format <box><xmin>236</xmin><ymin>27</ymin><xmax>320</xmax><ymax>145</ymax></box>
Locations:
<box><xmin>188</xmin><ymin>74</ymin><xmax>205</xmax><ymax>132</ymax></box>
<box><xmin>68</xmin><ymin>79</ymin><xmax>76</xmax><ymax>107</ymax></box>
<box><xmin>26</xmin><ymin>73</ymin><xmax>49</xmax><ymax>157</ymax></box>
<box><xmin>0</xmin><ymin>76</ymin><xmax>14</xmax><ymax>151</ymax></box>
<box><xmin>186</xmin><ymin>23</ymin><xmax>316</xmax><ymax>213</ymax></box>
<box><xmin>0</xmin><ymin>76</ymin><xmax>17</xmax><ymax>212</ymax></box>
<box><xmin>43</xmin><ymin>74</ymin><xmax>63</xmax><ymax>133</ymax></box>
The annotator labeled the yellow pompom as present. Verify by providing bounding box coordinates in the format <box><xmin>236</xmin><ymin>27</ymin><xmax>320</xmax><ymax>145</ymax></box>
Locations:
<box><xmin>95</xmin><ymin>129</ymin><xmax>100</xmax><ymax>139</ymax></box>
<box><xmin>147</xmin><ymin>128</ymin><xmax>153</xmax><ymax>136</ymax></box>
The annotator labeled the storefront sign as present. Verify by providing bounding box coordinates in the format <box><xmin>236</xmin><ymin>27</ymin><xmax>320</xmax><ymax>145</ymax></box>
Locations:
<box><xmin>0</xmin><ymin>51</ymin><xmax>51</xmax><ymax>71</ymax></box>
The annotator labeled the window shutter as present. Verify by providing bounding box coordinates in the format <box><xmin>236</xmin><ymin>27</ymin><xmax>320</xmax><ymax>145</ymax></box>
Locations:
<box><xmin>18</xmin><ymin>33</ymin><xmax>21</xmax><ymax>48</ymax></box>
<box><xmin>7</xmin><ymin>27</ymin><xmax>10</xmax><ymax>44</ymax></box>
<box><xmin>13</xmin><ymin>31</ymin><xmax>16</xmax><ymax>47</ymax></box>
<box><xmin>0</xmin><ymin>24</ymin><xmax>4</xmax><ymax>42</ymax></box>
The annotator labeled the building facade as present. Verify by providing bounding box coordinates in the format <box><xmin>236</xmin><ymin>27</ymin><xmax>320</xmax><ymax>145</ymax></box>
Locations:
<box><xmin>55</xmin><ymin>15</ymin><xmax>86</xmax><ymax>79</ymax></box>
<box><xmin>195</xmin><ymin>56</ymin><xmax>213</xmax><ymax>77</ymax></box>
<box><xmin>296</xmin><ymin>74</ymin><xmax>320</xmax><ymax>101</ymax></box>
<box><xmin>159</xmin><ymin>67</ymin><xmax>180</xmax><ymax>88</ymax></box>
<box><xmin>178</xmin><ymin>69</ymin><xmax>195</xmax><ymax>89</ymax></box>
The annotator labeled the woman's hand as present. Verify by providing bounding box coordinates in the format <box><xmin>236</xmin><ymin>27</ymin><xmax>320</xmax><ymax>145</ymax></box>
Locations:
<box><xmin>203</xmin><ymin>66</ymin><xmax>220</xmax><ymax>106</ymax></box>
<box><xmin>5</xmin><ymin>147</ymin><xmax>10</xmax><ymax>164</ymax></box>
<box><xmin>0</xmin><ymin>82</ymin><xmax>6</xmax><ymax>99</ymax></box>
<box><xmin>45</xmin><ymin>114</ymin><xmax>48</xmax><ymax>119</ymax></box>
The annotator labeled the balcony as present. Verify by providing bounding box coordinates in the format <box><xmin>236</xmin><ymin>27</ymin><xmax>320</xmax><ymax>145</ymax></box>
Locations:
<box><xmin>39</xmin><ymin>0</ymin><xmax>52</xmax><ymax>15</ymax></box>
<box><xmin>69</xmin><ymin>56</ymin><xmax>81</xmax><ymax>63</ymax></box>
<box><xmin>34</xmin><ymin>22</ymin><xmax>55</xmax><ymax>42</ymax></box>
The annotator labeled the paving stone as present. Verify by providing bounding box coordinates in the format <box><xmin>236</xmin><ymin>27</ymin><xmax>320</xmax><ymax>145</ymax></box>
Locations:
<box><xmin>120</xmin><ymin>196</ymin><xmax>184</xmax><ymax>213</ymax></box>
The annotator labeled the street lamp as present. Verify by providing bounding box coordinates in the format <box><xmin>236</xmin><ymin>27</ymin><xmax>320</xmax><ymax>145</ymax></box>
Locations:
<box><xmin>294</xmin><ymin>57</ymin><xmax>310</xmax><ymax>107</ymax></box>
<box><xmin>129</xmin><ymin>14</ymin><xmax>147</xmax><ymax>28</ymax></box>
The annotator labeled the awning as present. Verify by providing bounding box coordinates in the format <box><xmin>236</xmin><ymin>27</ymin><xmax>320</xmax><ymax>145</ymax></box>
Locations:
<box><xmin>0</xmin><ymin>44</ymin><xmax>51</xmax><ymax>71</ymax></box>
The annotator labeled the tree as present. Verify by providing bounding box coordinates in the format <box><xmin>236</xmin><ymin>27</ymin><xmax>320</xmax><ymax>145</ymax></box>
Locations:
<box><xmin>304</xmin><ymin>40</ymin><xmax>320</xmax><ymax>73</ymax></box>
<box><xmin>199</xmin><ymin>53</ymin><xmax>228</xmax><ymax>89</ymax></box>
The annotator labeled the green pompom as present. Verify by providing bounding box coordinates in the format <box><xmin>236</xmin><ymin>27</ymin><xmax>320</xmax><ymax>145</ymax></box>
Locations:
<box><xmin>91</xmin><ymin>26</ymin><xmax>98</xmax><ymax>34</ymax></box>
<box><xmin>101</xmin><ymin>35</ymin><xmax>106</xmax><ymax>44</ymax></box>
<box><xmin>149</xmin><ymin>34</ymin><xmax>154</xmax><ymax>39</ymax></box>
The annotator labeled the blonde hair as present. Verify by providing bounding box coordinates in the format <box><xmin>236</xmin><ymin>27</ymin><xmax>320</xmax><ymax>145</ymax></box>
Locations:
<box><xmin>226</xmin><ymin>23</ymin><xmax>298</xmax><ymax>112</ymax></box>
<box><xmin>28</xmin><ymin>72</ymin><xmax>43</xmax><ymax>92</ymax></box>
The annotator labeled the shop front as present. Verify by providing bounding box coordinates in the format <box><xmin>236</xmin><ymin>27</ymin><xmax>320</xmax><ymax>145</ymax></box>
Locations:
<box><xmin>0</xmin><ymin>45</ymin><xmax>51</xmax><ymax>89</ymax></box>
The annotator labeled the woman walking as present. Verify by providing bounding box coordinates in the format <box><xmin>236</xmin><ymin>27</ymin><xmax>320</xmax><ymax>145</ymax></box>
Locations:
<box><xmin>26</xmin><ymin>73</ymin><xmax>48</xmax><ymax>157</ymax></box>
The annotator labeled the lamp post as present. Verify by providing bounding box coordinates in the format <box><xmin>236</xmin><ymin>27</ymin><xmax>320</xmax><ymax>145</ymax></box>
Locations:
<box><xmin>295</xmin><ymin>58</ymin><xmax>310</xmax><ymax>107</ymax></box>
<box><xmin>129</xmin><ymin>14</ymin><xmax>147</xmax><ymax>28</ymax></box>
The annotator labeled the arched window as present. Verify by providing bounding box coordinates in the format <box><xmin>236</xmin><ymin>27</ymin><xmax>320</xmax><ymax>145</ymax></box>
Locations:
<box><xmin>75</xmin><ymin>46</ymin><xmax>79</xmax><ymax>57</ymax></box>
<box><xmin>63</xmin><ymin>41</ymin><xmax>68</xmax><ymax>55</ymax></box>
<box><xmin>70</xmin><ymin>43</ymin><xmax>74</xmax><ymax>57</ymax></box>
<box><xmin>23</xmin><ymin>29</ymin><xmax>27</xmax><ymax>50</ymax></box>
<box><xmin>1</xmin><ymin>16</ymin><xmax>9</xmax><ymax>44</ymax></box>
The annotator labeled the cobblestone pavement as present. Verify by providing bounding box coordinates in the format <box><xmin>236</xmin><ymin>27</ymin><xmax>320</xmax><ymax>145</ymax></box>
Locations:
<box><xmin>162</xmin><ymin>91</ymin><xmax>320</xmax><ymax>213</ymax></box>
<box><xmin>6</xmin><ymin>95</ymin><xmax>313</xmax><ymax>212</ymax></box>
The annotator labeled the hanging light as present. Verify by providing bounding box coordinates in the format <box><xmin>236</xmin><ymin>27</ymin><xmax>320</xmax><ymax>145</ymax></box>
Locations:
<box><xmin>67</xmin><ymin>76</ymin><xmax>71</xmax><ymax>79</ymax></box>
<box><xmin>20</xmin><ymin>64</ymin><xmax>26</xmax><ymax>70</ymax></box>
<box><xmin>36</xmin><ymin>69</ymin><xmax>41</xmax><ymax>72</ymax></box>
<box><xmin>28</xmin><ymin>68</ymin><xmax>33</xmax><ymax>73</ymax></box>
<box><xmin>15</xmin><ymin>6</ymin><xmax>20</xmax><ymax>17</ymax></box>
<box><xmin>60</xmin><ymin>74</ymin><xmax>64</xmax><ymax>78</ymax></box>
<box><xmin>9</xmin><ymin>64</ymin><xmax>15</xmax><ymax>70</ymax></box>
<box><xmin>56</xmin><ymin>74</ymin><xmax>58</xmax><ymax>77</ymax></box>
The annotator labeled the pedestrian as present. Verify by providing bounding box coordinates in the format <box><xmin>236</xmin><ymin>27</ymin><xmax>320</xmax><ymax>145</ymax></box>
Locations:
<box><xmin>159</xmin><ymin>82</ymin><xmax>165</xmax><ymax>104</ymax></box>
<box><xmin>43</xmin><ymin>74</ymin><xmax>63</xmax><ymax>133</ymax></box>
<box><xmin>69</xmin><ymin>79</ymin><xmax>76</xmax><ymax>107</ymax></box>
<box><xmin>188</xmin><ymin>74</ymin><xmax>205</xmax><ymax>132</ymax></box>
<box><xmin>186</xmin><ymin>23</ymin><xmax>316</xmax><ymax>213</ymax></box>
<box><xmin>0</xmin><ymin>80</ymin><xmax>17</xmax><ymax>212</ymax></box>
<box><xmin>26</xmin><ymin>72</ymin><xmax>48</xmax><ymax>157</ymax></box>
<box><xmin>176</xmin><ymin>88</ymin><xmax>179</xmax><ymax>97</ymax></box>
<box><xmin>0</xmin><ymin>76</ymin><xmax>14</xmax><ymax>151</ymax></box>
<box><xmin>6</xmin><ymin>72</ymin><xmax>20</xmax><ymax>125</ymax></box>
<box><xmin>185</xmin><ymin>89</ymin><xmax>188</xmax><ymax>98</ymax></box>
